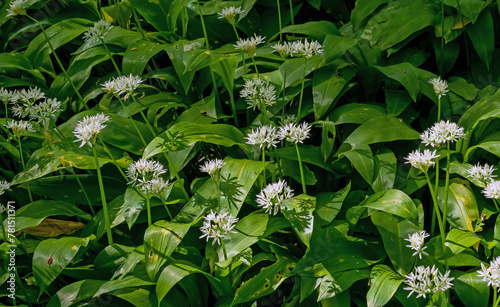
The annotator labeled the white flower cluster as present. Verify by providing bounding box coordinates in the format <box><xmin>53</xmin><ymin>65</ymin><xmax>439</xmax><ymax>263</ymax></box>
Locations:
<box><xmin>9</xmin><ymin>87</ymin><xmax>46</xmax><ymax>119</ymax></box>
<box><xmin>83</xmin><ymin>20</ymin><xmax>113</xmax><ymax>44</ymax></box>
<box><xmin>127</xmin><ymin>158</ymin><xmax>167</xmax><ymax>186</ymax></box>
<box><xmin>419</xmin><ymin>120</ymin><xmax>466</xmax><ymax>147</ymax></box>
<box><xmin>467</xmin><ymin>163</ymin><xmax>496</xmax><ymax>184</ymax></box>
<box><xmin>234</xmin><ymin>34</ymin><xmax>265</xmax><ymax>57</ymax></box>
<box><xmin>278</xmin><ymin>122</ymin><xmax>311</xmax><ymax>144</ymax></box>
<box><xmin>483</xmin><ymin>180</ymin><xmax>500</xmax><ymax>199</ymax></box>
<box><xmin>280</xmin><ymin>114</ymin><xmax>297</xmax><ymax>126</ymax></box>
<box><xmin>271</xmin><ymin>41</ymin><xmax>297</xmax><ymax>58</ymax></box>
<box><xmin>199</xmin><ymin>158</ymin><xmax>226</xmax><ymax>177</ymax></box>
<box><xmin>405</xmin><ymin>149</ymin><xmax>439</xmax><ymax>173</ymax></box>
<box><xmin>140</xmin><ymin>177</ymin><xmax>171</xmax><ymax>199</ymax></box>
<box><xmin>218</xmin><ymin>6</ymin><xmax>243</xmax><ymax>25</ymax></box>
<box><xmin>478</xmin><ymin>256</ymin><xmax>500</xmax><ymax>290</ymax></box>
<box><xmin>6</xmin><ymin>0</ymin><xmax>27</xmax><ymax>17</ymax></box>
<box><xmin>429</xmin><ymin>77</ymin><xmax>449</xmax><ymax>99</ymax></box>
<box><xmin>256</xmin><ymin>180</ymin><xmax>294</xmax><ymax>215</ymax></box>
<box><xmin>405</xmin><ymin>230</ymin><xmax>429</xmax><ymax>259</ymax></box>
<box><xmin>0</xmin><ymin>88</ymin><xmax>14</xmax><ymax>103</ymax></box>
<box><xmin>240</xmin><ymin>78</ymin><xmax>276</xmax><ymax>110</ymax></box>
<box><xmin>102</xmin><ymin>74</ymin><xmax>144</xmax><ymax>97</ymax></box>
<box><xmin>404</xmin><ymin>265</ymin><xmax>454</xmax><ymax>298</ymax></box>
<box><xmin>73</xmin><ymin>113</ymin><xmax>110</xmax><ymax>147</ymax></box>
<box><xmin>294</xmin><ymin>39</ymin><xmax>324</xmax><ymax>58</ymax></box>
<box><xmin>183</xmin><ymin>41</ymin><xmax>202</xmax><ymax>52</ymax></box>
<box><xmin>200</xmin><ymin>210</ymin><xmax>239</xmax><ymax>245</ymax></box>
<box><xmin>28</xmin><ymin>98</ymin><xmax>63</xmax><ymax>124</ymax></box>
<box><xmin>0</xmin><ymin>180</ymin><xmax>12</xmax><ymax>196</ymax></box>
<box><xmin>4</xmin><ymin>120</ymin><xmax>35</xmax><ymax>137</ymax></box>
<box><xmin>245</xmin><ymin>125</ymin><xmax>279</xmax><ymax>149</ymax></box>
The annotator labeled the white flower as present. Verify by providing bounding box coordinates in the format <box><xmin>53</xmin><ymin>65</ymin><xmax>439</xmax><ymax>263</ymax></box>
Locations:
<box><xmin>478</xmin><ymin>257</ymin><xmax>500</xmax><ymax>290</ymax></box>
<box><xmin>278</xmin><ymin>122</ymin><xmax>311</xmax><ymax>144</ymax></box>
<box><xmin>200</xmin><ymin>158</ymin><xmax>226</xmax><ymax>177</ymax></box>
<box><xmin>256</xmin><ymin>180</ymin><xmax>294</xmax><ymax>215</ymax></box>
<box><xmin>141</xmin><ymin>177</ymin><xmax>171</xmax><ymax>198</ymax></box>
<box><xmin>0</xmin><ymin>181</ymin><xmax>11</xmax><ymax>196</ymax></box>
<box><xmin>6</xmin><ymin>0</ymin><xmax>27</xmax><ymax>17</ymax></box>
<box><xmin>83</xmin><ymin>20</ymin><xmax>113</xmax><ymax>44</ymax></box>
<box><xmin>405</xmin><ymin>230</ymin><xmax>429</xmax><ymax>259</ymax></box>
<box><xmin>483</xmin><ymin>180</ymin><xmax>500</xmax><ymax>199</ymax></box>
<box><xmin>467</xmin><ymin>163</ymin><xmax>497</xmax><ymax>184</ymax></box>
<box><xmin>405</xmin><ymin>149</ymin><xmax>439</xmax><ymax>173</ymax></box>
<box><xmin>246</xmin><ymin>125</ymin><xmax>279</xmax><ymax>149</ymax></box>
<box><xmin>0</xmin><ymin>88</ymin><xmax>14</xmax><ymax>103</ymax></box>
<box><xmin>429</xmin><ymin>77</ymin><xmax>449</xmax><ymax>99</ymax></box>
<box><xmin>101</xmin><ymin>74</ymin><xmax>144</xmax><ymax>96</ymax></box>
<box><xmin>218</xmin><ymin>6</ymin><xmax>243</xmax><ymax>25</ymax></box>
<box><xmin>200</xmin><ymin>210</ymin><xmax>239</xmax><ymax>245</ymax></box>
<box><xmin>183</xmin><ymin>42</ymin><xmax>202</xmax><ymax>52</ymax></box>
<box><xmin>234</xmin><ymin>34</ymin><xmax>265</xmax><ymax>57</ymax></box>
<box><xmin>404</xmin><ymin>265</ymin><xmax>454</xmax><ymax>298</ymax></box>
<box><xmin>271</xmin><ymin>41</ymin><xmax>297</xmax><ymax>58</ymax></box>
<box><xmin>10</xmin><ymin>87</ymin><xmax>45</xmax><ymax>104</ymax></box>
<box><xmin>126</xmin><ymin>158</ymin><xmax>167</xmax><ymax>186</ymax></box>
<box><xmin>73</xmin><ymin>113</ymin><xmax>110</xmax><ymax>147</ymax></box>
<box><xmin>420</xmin><ymin>120</ymin><xmax>466</xmax><ymax>147</ymax></box>
<box><xmin>280</xmin><ymin>114</ymin><xmax>297</xmax><ymax>126</ymax></box>
<box><xmin>4</xmin><ymin>120</ymin><xmax>35</xmax><ymax>137</ymax></box>
<box><xmin>240</xmin><ymin>78</ymin><xmax>276</xmax><ymax>110</ymax></box>
<box><xmin>29</xmin><ymin>98</ymin><xmax>63</xmax><ymax>124</ymax></box>
<box><xmin>294</xmin><ymin>39</ymin><xmax>324</xmax><ymax>58</ymax></box>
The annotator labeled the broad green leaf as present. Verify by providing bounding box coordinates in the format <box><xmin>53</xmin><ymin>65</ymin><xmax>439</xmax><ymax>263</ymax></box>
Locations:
<box><xmin>438</xmin><ymin>180</ymin><xmax>479</xmax><ymax>232</ymax></box>
<box><xmin>281</xmin><ymin>56</ymin><xmax>322</xmax><ymax>88</ymax></box>
<box><xmin>351</xmin><ymin>0</ymin><xmax>391</xmax><ymax>28</ymax></box>
<box><xmin>156</xmin><ymin>260</ymin><xmax>220</xmax><ymax>306</ymax></box>
<box><xmin>385</xmin><ymin>89</ymin><xmax>412</xmax><ymax>116</ymax></box>
<box><xmin>343</xmin><ymin>145</ymin><xmax>374</xmax><ymax>188</ymax></box>
<box><xmin>453</xmin><ymin>270</ymin><xmax>490</xmax><ymax>307</ymax></box>
<box><xmin>362</xmin><ymin>189</ymin><xmax>419</xmax><ymax>225</ymax></box>
<box><xmin>344</xmin><ymin>115</ymin><xmax>420</xmax><ymax>149</ymax></box>
<box><xmin>281</xmin><ymin>195</ymin><xmax>315</xmax><ymax>247</ymax></box>
<box><xmin>128</xmin><ymin>0</ymin><xmax>170</xmax><ymax>32</ymax></box>
<box><xmin>281</xmin><ymin>159</ymin><xmax>317</xmax><ymax>186</ymax></box>
<box><xmin>317</xmin><ymin>269</ymin><xmax>370</xmax><ymax>301</ymax></box>
<box><xmin>0</xmin><ymin>52</ymin><xmax>44</xmax><ymax>83</ymax></box>
<box><xmin>7</xmin><ymin>200</ymin><xmax>91</xmax><ymax>232</ymax></box>
<box><xmin>123</xmin><ymin>40</ymin><xmax>166</xmax><ymax>75</ymax></box>
<box><xmin>372</xmin><ymin>211</ymin><xmax>419</xmax><ymax>275</ymax></box>
<box><xmin>329</xmin><ymin>103</ymin><xmax>386</xmax><ymax>125</ymax></box>
<box><xmin>267</xmin><ymin>145</ymin><xmax>334</xmax><ymax>173</ymax></box>
<box><xmin>372</xmin><ymin>149</ymin><xmax>397</xmax><ymax>192</ymax></box>
<box><xmin>144</xmin><ymin>220</ymin><xmax>191</xmax><ymax>281</ymax></box>
<box><xmin>447</xmin><ymin>76</ymin><xmax>477</xmax><ymax>101</ymax></box>
<box><xmin>211</xmin><ymin>54</ymin><xmax>238</xmax><ymax>95</ymax></box>
<box><xmin>144</xmin><ymin>122</ymin><xmax>244</xmax><ymax>159</ymax></box>
<box><xmin>466</xmin><ymin>9</ymin><xmax>494</xmax><ymax>69</ymax></box>
<box><xmin>25</xmin><ymin>18</ymin><xmax>92</xmax><ymax>68</ymax></box>
<box><xmin>321</xmin><ymin>35</ymin><xmax>358</xmax><ymax>65</ymax></box>
<box><xmin>164</xmin><ymin>42</ymin><xmax>198</xmax><ymax>95</ymax></box>
<box><xmin>94</xmin><ymin>266</ymin><xmax>155</xmax><ymax>297</ymax></box>
<box><xmin>232</xmin><ymin>246</ymin><xmax>295</xmax><ymax>304</ymax></box>
<box><xmin>445</xmin><ymin>0</ymin><xmax>488</xmax><ymax>24</ymax></box>
<box><xmin>366</xmin><ymin>265</ymin><xmax>405</xmax><ymax>307</ymax></box>
<box><xmin>33</xmin><ymin>236</ymin><xmax>92</xmax><ymax>296</ymax></box>
<box><xmin>376</xmin><ymin>63</ymin><xmax>420</xmax><ymax>101</ymax></box>
<box><xmin>458</xmin><ymin>88</ymin><xmax>500</xmax><ymax>130</ymax></box>
<box><xmin>315</xmin><ymin>182</ymin><xmax>350</xmax><ymax>225</ymax></box>
<box><xmin>445</xmin><ymin>229</ymin><xmax>481</xmax><ymax>255</ymax></box>
<box><xmin>282</xmin><ymin>21</ymin><xmax>339</xmax><ymax>41</ymax></box>
<box><xmin>94</xmin><ymin>244</ymin><xmax>135</xmax><ymax>270</ymax></box>
<box><xmin>47</xmin><ymin>279</ymin><xmax>105</xmax><ymax>307</ymax></box>
<box><xmin>317</xmin><ymin>120</ymin><xmax>336</xmax><ymax>162</ymax></box>
<box><xmin>312</xmin><ymin>67</ymin><xmax>355</xmax><ymax>120</ymax></box>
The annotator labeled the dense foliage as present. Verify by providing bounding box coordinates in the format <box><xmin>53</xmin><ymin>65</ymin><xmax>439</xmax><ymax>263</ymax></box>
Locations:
<box><xmin>2</xmin><ymin>0</ymin><xmax>500</xmax><ymax>305</ymax></box>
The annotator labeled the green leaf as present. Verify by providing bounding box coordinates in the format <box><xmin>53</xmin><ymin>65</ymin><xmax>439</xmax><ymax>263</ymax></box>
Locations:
<box><xmin>232</xmin><ymin>246</ymin><xmax>295</xmax><ymax>304</ymax></box>
<box><xmin>268</xmin><ymin>144</ymin><xmax>334</xmax><ymax>173</ymax></box>
<box><xmin>343</xmin><ymin>145</ymin><xmax>374</xmax><ymax>188</ymax></box>
<box><xmin>376</xmin><ymin>63</ymin><xmax>420</xmax><ymax>101</ymax></box>
<box><xmin>315</xmin><ymin>182</ymin><xmax>350</xmax><ymax>225</ymax></box>
<box><xmin>144</xmin><ymin>122</ymin><xmax>244</xmax><ymax>159</ymax></box>
<box><xmin>7</xmin><ymin>200</ymin><xmax>91</xmax><ymax>232</ymax></box>
<box><xmin>282</xmin><ymin>21</ymin><xmax>339</xmax><ymax>41</ymax></box>
<box><xmin>33</xmin><ymin>236</ymin><xmax>92</xmax><ymax>296</ymax></box>
<box><xmin>466</xmin><ymin>9</ymin><xmax>494</xmax><ymax>69</ymax></box>
<box><xmin>445</xmin><ymin>229</ymin><xmax>481</xmax><ymax>255</ymax></box>
<box><xmin>344</xmin><ymin>115</ymin><xmax>420</xmax><ymax>149</ymax></box>
<box><xmin>384</xmin><ymin>89</ymin><xmax>412</xmax><ymax>116</ymax></box>
<box><xmin>164</xmin><ymin>42</ymin><xmax>198</xmax><ymax>95</ymax></box>
<box><xmin>447</xmin><ymin>76</ymin><xmax>477</xmax><ymax>101</ymax></box>
<box><xmin>123</xmin><ymin>40</ymin><xmax>167</xmax><ymax>75</ymax></box>
<box><xmin>25</xmin><ymin>18</ymin><xmax>92</xmax><ymax>68</ymax></box>
<box><xmin>47</xmin><ymin>279</ymin><xmax>105</xmax><ymax>307</ymax></box>
<box><xmin>281</xmin><ymin>159</ymin><xmax>317</xmax><ymax>186</ymax></box>
<box><xmin>362</xmin><ymin>189</ymin><xmax>419</xmax><ymax>225</ymax></box>
<box><xmin>447</xmin><ymin>0</ymin><xmax>488</xmax><ymax>24</ymax></box>
<box><xmin>0</xmin><ymin>52</ymin><xmax>45</xmax><ymax>83</ymax></box>
<box><xmin>94</xmin><ymin>266</ymin><xmax>155</xmax><ymax>297</ymax></box>
<box><xmin>458</xmin><ymin>88</ymin><xmax>500</xmax><ymax>130</ymax></box>
<box><xmin>317</xmin><ymin>269</ymin><xmax>370</xmax><ymax>301</ymax></box>
<box><xmin>211</xmin><ymin>54</ymin><xmax>238</xmax><ymax>95</ymax></box>
<box><xmin>351</xmin><ymin>0</ymin><xmax>391</xmax><ymax>28</ymax></box>
<box><xmin>372</xmin><ymin>212</ymin><xmax>419</xmax><ymax>275</ymax></box>
<box><xmin>128</xmin><ymin>0</ymin><xmax>170</xmax><ymax>32</ymax></box>
<box><xmin>329</xmin><ymin>103</ymin><xmax>386</xmax><ymax>125</ymax></box>
<box><xmin>144</xmin><ymin>220</ymin><xmax>191</xmax><ymax>281</ymax></box>
<box><xmin>372</xmin><ymin>149</ymin><xmax>397</xmax><ymax>192</ymax></box>
<box><xmin>366</xmin><ymin>264</ymin><xmax>405</xmax><ymax>307</ymax></box>
<box><xmin>438</xmin><ymin>180</ymin><xmax>479</xmax><ymax>232</ymax></box>
<box><xmin>312</xmin><ymin>67</ymin><xmax>355</xmax><ymax>120</ymax></box>
<box><xmin>321</xmin><ymin>35</ymin><xmax>358</xmax><ymax>65</ymax></box>
<box><xmin>281</xmin><ymin>195</ymin><xmax>315</xmax><ymax>247</ymax></box>
<box><xmin>452</xmin><ymin>270</ymin><xmax>490</xmax><ymax>307</ymax></box>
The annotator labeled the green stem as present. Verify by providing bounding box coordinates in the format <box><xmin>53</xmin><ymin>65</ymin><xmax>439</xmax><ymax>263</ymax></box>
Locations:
<box><xmin>131</xmin><ymin>4</ymin><xmax>147</xmax><ymax>40</ymax></box>
<box><xmin>277</xmin><ymin>0</ymin><xmax>283</xmax><ymax>41</ymax></box>
<box><xmin>101</xmin><ymin>40</ymin><xmax>122</xmax><ymax>76</ymax></box>
<box><xmin>146</xmin><ymin>191</ymin><xmax>152</xmax><ymax>227</ymax></box>
<box><xmin>231</xmin><ymin>24</ymin><xmax>240</xmax><ymax>41</ymax></box>
<box><xmin>440</xmin><ymin>1</ymin><xmax>444</xmax><ymax>76</ymax></box>
<box><xmin>437</xmin><ymin>96</ymin><xmax>441</xmax><ymax>122</ymax></box>
<box><xmin>281</xmin><ymin>60</ymin><xmax>287</xmax><ymax>122</ymax></box>
<box><xmin>251</xmin><ymin>56</ymin><xmax>259</xmax><ymax>75</ymax></box>
<box><xmin>215</xmin><ymin>174</ymin><xmax>221</xmax><ymax>211</ymax></box>
<box><xmin>163</xmin><ymin>202</ymin><xmax>173</xmax><ymax>220</ymax></box>
<box><xmin>4</xmin><ymin>102</ymin><xmax>8</xmax><ymax>122</ymax></box>
<box><xmin>196</xmin><ymin>0</ymin><xmax>210</xmax><ymax>50</ymax></box>
<box><xmin>18</xmin><ymin>137</ymin><xmax>33</xmax><ymax>203</ymax></box>
<box><xmin>221</xmin><ymin>238</ymin><xmax>229</xmax><ymax>262</ymax></box>
<box><xmin>69</xmin><ymin>167</ymin><xmax>95</xmax><ymax>215</ymax></box>
<box><xmin>27</xmin><ymin>15</ymin><xmax>87</xmax><ymax>110</ymax></box>
<box><xmin>262</xmin><ymin>147</ymin><xmax>266</xmax><ymax>188</ymax></box>
<box><xmin>163</xmin><ymin>151</ymin><xmax>190</xmax><ymax>201</ymax></box>
<box><xmin>289</xmin><ymin>0</ymin><xmax>294</xmax><ymax>26</ymax></box>
<box><xmin>92</xmin><ymin>146</ymin><xmax>113</xmax><ymax>245</ymax></box>
<box><xmin>493</xmin><ymin>199</ymin><xmax>500</xmax><ymax>212</ymax></box>
<box><xmin>131</xmin><ymin>94</ymin><xmax>157</xmax><ymax>137</ymax></box>
<box><xmin>295</xmin><ymin>143</ymin><xmax>307</xmax><ymax>194</ymax></box>
<box><xmin>99</xmin><ymin>140</ymin><xmax>130</xmax><ymax>183</ymax></box>
<box><xmin>494</xmin><ymin>287</ymin><xmax>500</xmax><ymax>307</ymax></box>
<box><xmin>297</xmin><ymin>57</ymin><xmax>307</xmax><ymax>122</ymax></box>
<box><xmin>117</xmin><ymin>96</ymin><xmax>148</xmax><ymax>147</ymax></box>
<box><xmin>228</xmin><ymin>90</ymin><xmax>239</xmax><ymax>127</ymax></box>
<box><xmin>241</xmin><ymin>52</ymin><xmax>247</xmax><ymax>75</ymax></box>
<box><xmin>443</xmin><ymin>142</ymin><xmax>451</xmax><ymax>233</ymax></box>
<box><xmin>425</xmin><ymin>172</ymin><xmax>445</xmax><ymax>249</ymax></box>
<box><xmin>274</xmin><ymin>146</ymin><xmax>284</xmax><ymax>180</ymax></box>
